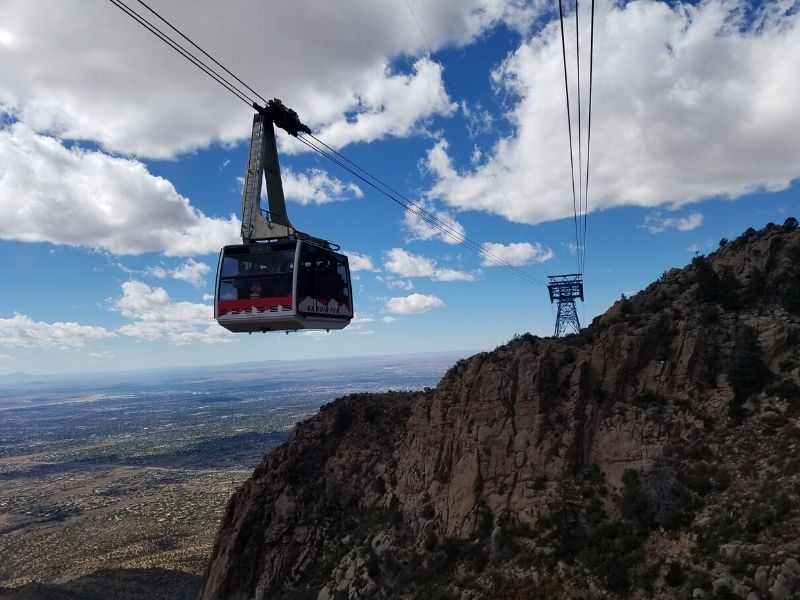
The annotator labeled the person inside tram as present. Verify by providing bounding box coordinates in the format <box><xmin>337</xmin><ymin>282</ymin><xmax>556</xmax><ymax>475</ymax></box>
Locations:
<box><xmin>249</xmin><ymin>279</ymin><xmax>264</xmax><ymax>299</ymax></box>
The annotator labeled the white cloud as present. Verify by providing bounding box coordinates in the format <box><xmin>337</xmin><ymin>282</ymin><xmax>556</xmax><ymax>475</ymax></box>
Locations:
<box><xmin>0</xmin><ymin>1</ymin><xmax>538</xmax><ymax>158</ymax></box>
<box><xmin>343</xmin><ymin>250</ymin><xmax>377</xmax><ymax>272</ymax></box>
<box><xmin>0</xmin><ymin>314</ymin><xmax>114</xmax><ymax>349</ymax></box>
<box><xmin>302</xmin><ymin>330</ymin><xmax>331</xmax><ymax>339</ymax></box>
<box><xmin>282</xmin><ymin>168</ymin><xmax>363</xmax><ymax>204</ymax></box>
<box><xmin>403</xmin><ymin>196</ymin><xmax>467</xmax><ymax>246</ymax></box>
<box><xmin>385</xmin><ymin>293</ymin><xmax>444</xmax><ymax>314</ymax></box>
<box><xmin>383</xmin><ymin>248</ymin><xmax>474</xmax><ymax>281</ymax></box>
<box><xmin>115</xmin><ymin>281</ymin><xmax>233</xmax><ymax>345</ymax></box>
<box><xmin>0</xmin><ymin>124</ymin><xmax>240</xmax><ymax>256</ymax></box>
<box><xmin>432</xmin><ymin>268</ymin><xmax>476</xmax><ymax>282</ymax></box>
<box><xmin>642</xmin><ymin>212</ymin><xmax>704</xmax><ymax>234</ymax></box>
<box><xmin>149</xmin><ymin>259</ymin><xmax>212</xmax><ymax>287</ymax></box>
<box><xmin>385</xmin><ymin>248</ymin><xmax>436</xmax><ymax>277</ymax></box>
<box><xmin>387</xmin><ymin>279</ymin><xmax>414</xmax><ymax>290</ymax></box>
<box><xmin>202</xmin><ymin>293</ymin><xmax>215</xmax><ymax>302</ymax></box>
<box><xmin>426</xmin><ymin>1</ymin><xmax>800</xmax><ymax>223</ymax></box>
<box><xmin>351</xmin><ymin>314</ymin><xmax>375</xmax><ymax>324</ymax></box>
<box><xmin>308</xmin><ymin>58</ymin><xmax>457</xmax><ymax>150</ymax></box>
<box><xmin>347</xmin><ymin>313</ymin><xmax>376</xmax><ymax>335</ymax></box>
<box><xmin>460</xmin><ymin>100</ymin><xmax>495</xmax><ymax>138</ymax></box>
<box><xmin>382</xmin><ymin>316</ymin><xmax>396</xmax><ymax>324</ymax></box>
<box><xmin>0</xmin><ymin>353</ymin><xmax>10</xmax><ymax>360</ymax></box>
<box><xmin>480</xmin><ymin>242</ymin><xmax>554</xmax><ymax>266</ymax></box>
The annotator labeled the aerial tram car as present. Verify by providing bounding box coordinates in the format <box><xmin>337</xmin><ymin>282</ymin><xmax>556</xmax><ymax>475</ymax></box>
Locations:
<box><xmin>215</xmin><ymin>100</ymin><xmax>353</xmax><ymax>334</ymax></box>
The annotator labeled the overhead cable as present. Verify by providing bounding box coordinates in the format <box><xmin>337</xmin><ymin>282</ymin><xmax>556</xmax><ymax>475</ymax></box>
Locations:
<box><xmin>107</xmin><ymin>0</ymin><xmax>254</xmax><ymax>106</ymax></box>
<box><xmin>298</xmin><ymin>134</ymin><xmax>547</xmax><ymax>286</ymax></box>
<box><xmin>575</xmin><ymin>0</ymin><xmax>584</xmax><ymax>273</ymax></box>
<box><xmin>106</xmin><ymin>0</ymin><xmax>547</xmax><ymax>287</ymax></box>
<box><xmin>558</xmin><ymin>0</ymin><xmax>582</xmax><ymax>274</ymax></box>
<box><xmin>582</xmin><ymin>0</ymin><xmax>595</xmax><ymax>276</ymax></box>
<box><xmin>400</xmin><ymin>0</ymin><xmax>544</xmax><ymax>278</ymax></box>
<box><xmin>132</xmin><ymin>0</ymin><xmax>269</xmax><ymax>105</ymax></box>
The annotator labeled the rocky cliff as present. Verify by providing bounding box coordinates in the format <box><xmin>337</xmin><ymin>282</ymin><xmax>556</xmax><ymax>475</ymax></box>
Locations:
<box><xmin>199</xmin><ymin>221</ymin><xmax>800</xmax><ymax>600</ymax></box>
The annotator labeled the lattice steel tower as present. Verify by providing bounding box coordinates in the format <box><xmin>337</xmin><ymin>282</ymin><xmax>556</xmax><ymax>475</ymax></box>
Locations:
<box><xmin>547</xmin><ymin>274</ymin><xmax>584</xmax><ymax>337</ymax></box>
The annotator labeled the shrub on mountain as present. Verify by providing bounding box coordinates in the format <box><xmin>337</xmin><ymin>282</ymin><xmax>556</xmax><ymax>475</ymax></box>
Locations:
<box><xmin>665</xmin><ymin>561</ymin><xmax>686</xmax><ymax>587</ymax></box>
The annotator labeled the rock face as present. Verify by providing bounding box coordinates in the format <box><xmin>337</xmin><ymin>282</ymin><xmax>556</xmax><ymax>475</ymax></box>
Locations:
<box><xmin>199</xmin><ymin>223</ymin><xmax>800</xmax><ymax>599</ymax></box>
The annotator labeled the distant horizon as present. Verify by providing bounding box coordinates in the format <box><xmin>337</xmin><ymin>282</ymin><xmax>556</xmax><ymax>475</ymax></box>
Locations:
<box><xmin>0</xmin><ymin>347</ymin><xmax>477</xmax><ymax>384</ymax></box>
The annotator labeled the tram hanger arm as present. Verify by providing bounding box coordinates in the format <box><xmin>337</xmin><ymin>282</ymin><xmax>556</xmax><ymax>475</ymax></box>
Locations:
<box><xmin>242</xmin><ymin>99</ymin><xmax>333</xmax><ymax>245</ymax></box>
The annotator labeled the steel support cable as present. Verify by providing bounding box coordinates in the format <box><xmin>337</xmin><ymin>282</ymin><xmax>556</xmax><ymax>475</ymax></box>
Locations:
<box><xmin>558</xmin><ymin>0</ymin><xmax>581</xmax><ymax>275</ymax></box>
<box><xmin>404</xmin><ymin>0</ymin><xmax>436</xmax><ymax>57</ymax></box>
<box><xmin>305</xmin><ymin>134</ymin><xmax>472</xmax><ymax>247</ymax></box>
<box><xmin>301</xmin><ymin>133</ymin><xmax>548</xmax><ymax>285</ymax></box>
<box><xmin>581</xmin><ymin>0</ymin><xmax>595</xmax><ymax>276</ymax></box>
<box><xmin>402</xmin><ymin>0</ymin><xmax>527</xmax><ymax>263</ymax></box>
<box><xmin>297</xmin><ymin>135</ymin><xmax>547</xmax><ymax>286</ymax></box>
<box><xmin>107</xmin><ymin>0</ymin><xmax>254</xmax><ymax>106</ymax></box>
<box><xmin>132</xmin><ymin>0</ymin><xmax>270</xmax><ymax>106</ymax></box>
<box><xmin>109</xmin><ymin>0</ymin><xmax>547</xmax><ymax>287</ymax></box>
<box><xmin>297</xmin><ymin>135</ymin><xmax>546</xmax><ymax>286</ymax></box>
<box><xmin>575</xmin><ymin>0</ymin><xmax>584</xmax><ymax>273</ymax></box>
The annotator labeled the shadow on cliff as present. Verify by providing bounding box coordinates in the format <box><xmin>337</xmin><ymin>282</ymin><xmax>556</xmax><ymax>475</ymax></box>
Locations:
<box><xmin>0</xmin><ymin>568</ymin><xmax>200</xmax><ymax>600</ymax></box>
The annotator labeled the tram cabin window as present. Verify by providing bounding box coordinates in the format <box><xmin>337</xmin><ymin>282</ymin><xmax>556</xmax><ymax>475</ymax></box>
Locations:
<box><xmin>218</xmin><ymin>247</ymin><xmax>294</xmax><ymax>301</ymax></box>
<box><xmin>297</xmin><ymin>244</ymin><xmax>351</xmax><ymax>313</ymax></box>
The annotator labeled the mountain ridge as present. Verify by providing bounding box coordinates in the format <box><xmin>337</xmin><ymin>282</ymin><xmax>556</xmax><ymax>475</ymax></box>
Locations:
<box><xmin>199</xmin><ymin>220</ymin><xmax>800</xmax><ymax>600</ymax></box>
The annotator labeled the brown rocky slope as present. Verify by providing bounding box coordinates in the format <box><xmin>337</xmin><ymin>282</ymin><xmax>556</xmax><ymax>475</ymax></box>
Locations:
<box><xmin>199</xmin><ymin>221</ymin><xmax>800</xmax><ymax>600</ymax></box>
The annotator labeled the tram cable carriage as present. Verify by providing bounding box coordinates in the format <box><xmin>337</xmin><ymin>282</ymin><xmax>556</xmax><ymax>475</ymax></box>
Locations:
<box><xmin>216</xmin><ymin>239</ymin><xmax>352</xmax><ymax>333</ymax></box>
<box><xmin>214</xmin><ymin>99</ymin><xmax>353</xmax><ymax>334</ymax></box>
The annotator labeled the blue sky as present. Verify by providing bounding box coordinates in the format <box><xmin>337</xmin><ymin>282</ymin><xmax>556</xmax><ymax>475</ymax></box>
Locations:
<box><xmin>0</xmin><ymin>0</ymin><xmax>798</xmax><ymax>375</ymax></box>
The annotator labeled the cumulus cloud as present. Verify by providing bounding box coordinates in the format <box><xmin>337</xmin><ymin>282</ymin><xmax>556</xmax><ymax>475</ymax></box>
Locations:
<box><xmin>403</xmin><ymin>196</ymin><xmax>467</xmax><ymax>245</ymax></box>
<box><xmin>387</xmin><ymin>279</ymin><xmax>414</xmax><ymax>290</ymax></box>
<box><xmin>0</xmin><ymin>314</ymin><xmax>114</xmax><ymax>349</ymax></box>
<box><xmin>282</xmin><ymin>168</ymin><xmax>363</xmax><ymax>204</ymax></box>
<box><xmin>427</xmin><ymin>0</ymin><xmax>800</xmax><ymax>223</ymax></box>
<box><xmin>382</xmin><ymin>316</ymin><xmax>396</xmax><ymax>324</ymax></box>
<box><xmin>0</xmin><ymin>0</ymin><xmax>538</xmax><ymax>158</ymax></box>
<box><xmin>302</xmin><ymin>330</ymin><xmax>331</xmax><ymax>339</ymax></box>
<box><xmin>115</xmin><ymin>281</ymin><xmax>233</xmax><ymax>345</ymax></box>
<box><xmin>642</xmin><ymin>212</ymin><xmax>703</xmax><ymax>233</ymax></box>
<box><xmin>480</xmin><ymin>242</ymin><xmax>554</xmax><ymax>266</ymax></box>
<box><xmin>343</xmin><ymin>250</ymin><xmax>377</xmax><ymax>272</ymax></box>
<box><xmin>351</xmin><ymin>314</ymin><xmax>375</xmax><ymax>324</ymax></box>
<box><xmin>149</xmin><ymin>259</ymin><xmax>212</xmax><ymax>287</ymax></box>
<box><xmin>0</xmin><ymin>124</ymin><xmax>240</xmax><ymax>256</ymax></box>
<box><xmin>385</xmin><ymin>293</ymin><xmax>444</xmax><ymax>314</ymax></box>
<box><xmin>385</xmin><ymin>248</ymin><xmax>436</xmax><ymax>277</ymax></box>
<box><xmin>460</xmin><ymin>100</ymin><xmax>495</xmax><ymax>138</ymax></box>
<box><xmin>384</xmin><ymin>248</ymin><xmax>474</xmax><ymax>281</ymax></box>
<box><xmin>310</xmin><ymin>58</ymin><xmax>456</xmax><ymax>150</ymax></box>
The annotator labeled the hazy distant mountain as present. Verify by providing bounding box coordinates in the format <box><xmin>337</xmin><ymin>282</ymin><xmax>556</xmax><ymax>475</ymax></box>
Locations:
<box><xmin>0</xmin><ymin>372</ymin><xmax>37</xmax><ymax>384</ymax></box>
<box><xmin>199</xmin><ymin>220</ymin><xmax>800</xmax><ymax>600</ymax></box>
<box><xmin>0</xmin><ymin>351</ymin><xmax>470</xmax><ymax>392</ymax></box>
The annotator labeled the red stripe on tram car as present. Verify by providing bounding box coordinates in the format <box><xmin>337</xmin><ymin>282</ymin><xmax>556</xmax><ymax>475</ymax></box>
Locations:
<box><xmin>217</xmin><ymin>296</ymin><xmax>293</xmax><ymax>316</ymax></box>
